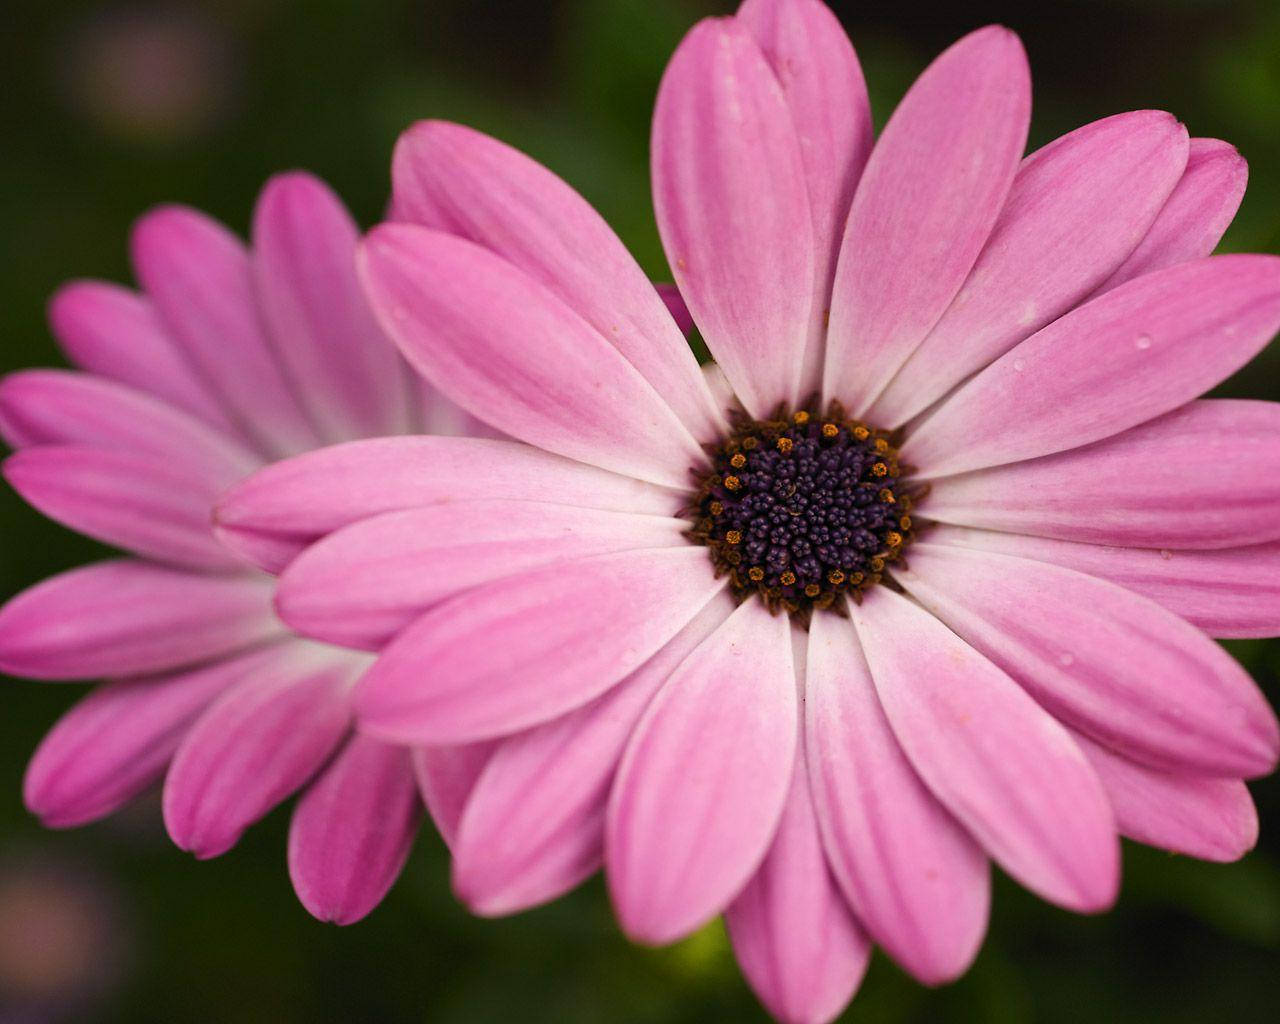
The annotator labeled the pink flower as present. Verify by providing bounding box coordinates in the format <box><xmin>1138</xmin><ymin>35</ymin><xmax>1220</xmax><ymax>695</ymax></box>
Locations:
<box><xmin>219</xmin><ymin>1</ymin><xmax>1280</xmax><ymax>1020</ymax></box>
<box><xmin>0</xmin><ymin>172</ymin><xmax>482</xmax><ymax>925</ymax></box>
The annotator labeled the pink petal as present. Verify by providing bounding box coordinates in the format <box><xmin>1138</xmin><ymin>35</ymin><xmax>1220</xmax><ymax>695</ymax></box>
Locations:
<box><xmin>163</xmin><ymin>644</ymin><xmax>361</xmax><ymax>858</ymax></box>
<box><xmin>276</xmin><ymin>502</ymin><xmax>689</xmax><ymax>650</ymax></box>
<box><xmin>651</xmin><ymin>17</ymin><xmax>813</xmax><ymax>417</ymax></box>
<box><xmin>654</xmin><ymin>283</ymin><xmax>694</xmax><ymax>337</ymax></box>
<box><xmin>898</xmin><ymin>543</ymin><xmax>1279</xmax><ymax>778</ymax></box>
<box><xmin>252</xmin><ymin>172</ymin><xmax>415</xmax><ymax>442</ymax></box>
<box><xmin>805</xmin><ymin>612</ymin><xmax>989</xmax><ymax>984</ymax></box>
<box><xmin>923</xmin><ymin>399</ymin><xmax>1280</xmax><ymax>549</ymax></box>
<box><xmin>23</xmin><ymin>643</ymin><xmax>290</xmax><ymax>827</ymax></box>
<box><xmin>130</xmin><ymin>205</ymin><xmax>319</xmax><ymax>458</ymax></box>
<box><xmin>1069</xmin><ymin>729</ymin><xmax>1258</xmax><ymax>863</ymax></box>
<box><xmin>4</xmin><ymin>445</ymin><xmax>242</xmax><ymax>571</ymax></box>
<box><xmin>725</xmin><ymin>741</ymin><xmax>870</xmax><ymax>1024</ymax></box>
<box><xmin>0</xmin><ymin>561</ymin><xmax>280</xmax><ymax>680</ymax></box>
<box><xmin>452</xmin><ymin>593</ymin><xmax>734</xmax><ymax>917</ymax></box>
<box><xmin>0</xmin><ymin>370</ymin><xmax>259</xmax><ymax>478</ymax></box>
<box><xmin>391</xmin><ymin>122</ymin><xmax>724</xmax><ymax>444</ymax></box>
<box><xmin>47</xmin><ymin>280</ymin><xmax>232</xmax><ymax>433</ymax></box>
<box><xmin>851</xmin><ymin>587</ymin><xmax>1120</xmax><ymax>913</ymax></box>
<box><xmin>607</xmin><ymin>599</ymin><xmax>797</xmax><ymax>944</ymax></box>
<box><xmin>824</xmin><ymin>26</ymin><xmax>1030</xmax><ymax>415</ymax></box>
<box><xmin>288</xmin><ymin>734</ymin><xmax>422</xmax><ymax>924</ymax></box>
<box><xmin>1098</xmin><ymin>137</ymin><xmax>1248</xmax><ymax>292</ymax></box>
<box><xmin>903</xmin><ymin>254</ymin><xmax>1280</xmax><ymax>478</ymax></box>
<box><xmin>214</xmin><ymin>436</ymin><xmax>683</xmax><ymax>574</ymax></box>
<box><xmin>870</xmin><ymin>110</ymin><xmax>1189</xmax><ymax>427</ymax></box>
<box><xmin>411</xmin><ymin>742</ymin><xmax>498</xmax><ymax>848</ymax></box>
<box><xmin>737</xmin><ymin>0</ymin><xmax>873</xmax><ymax>398</ymax></box>
<box><xmin>358</xmin><ymin>225</ymin><xmax>702</xmax><ymax>489</ymax></box>
<box><xmin>923</xmin><ymin>526</ymin><xmax>1280</xmax><ymax>640</ymax></box>
<box><xmin>357</xmin><ymin>547</ymin><xmax>726</xmax><ymax>745</ymax></box>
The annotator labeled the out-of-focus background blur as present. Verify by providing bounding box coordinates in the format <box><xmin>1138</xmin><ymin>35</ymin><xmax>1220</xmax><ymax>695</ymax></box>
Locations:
<box><xmin>1</xmin><ymin>1</ymin><xmax>1278</xmax><ymax>1020</ymax></box>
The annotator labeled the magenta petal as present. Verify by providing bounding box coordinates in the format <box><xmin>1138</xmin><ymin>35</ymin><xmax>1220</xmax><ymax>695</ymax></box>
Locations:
<box><xmin>652</xmin><ymin>17</ymin><xmax>813</xmax><ymax>417</ymax></box>
<box><xmin>452</xmin><ymin>594</ymin><xmax>734</xmax><ymax>917</ymax></box>
<box><xmin>1099</xmin><ymin>137</ymin><xmax>1248</xmax><ymax>292</ymax></box>
<box><xmin>737</xmin><ymin>0</ymin><xmax>872</xmax><ymax>399</ymax></box>
<box><xmin>0</xmin><ymin>561</ymin><xmax>280</xmax><ymax>680</ymax></box>
<box><xmin>805</xmin><ymin>612</ymin><xmax>989</xmax><ymax>984</ymax></box>
<box><xmin>1069</xmin><ymin>729</ymin><xmax>1258</xmax><ymax>863</ymax></box>
<box><xmin>852</xmin><ymin>588</ymin><xmax>1120</xmax><ymax>913</ymax></box>
<box><xmin>163</xmin><ymin>644</ymin><xmax>360</xmax><ymax>858</ymax></box>
<box><xmin>904</xmin><ymin>254</ymin><xmax>1280</xmax><ymax>478</ymax></box>
<box><xmin>359</xmin><ymin>225</ymin><xmax>702</xmax><ymax>489</ymax></box>
<box><xmin>924</xmin><ymin>526</ymin><xmax>1280</xmax><ymax>640</ymax></box>
<box><xmin>252</xmin><ymin>172</ymin><xmax>414</xmax><ymax>442</ymax></box>
<box><xmin>871</xmin><ymin>110</ymin><xmax>1189</xmax><ymax>427</ymax></box>
<box><xmin>357</xmin><ymin>547</ymin><xmax>726</xmax><ymax>745</ymax></box>
<box><xmin>824</xmin><ymin>26</ymin><xmax>1030</xmax><ymax>415</ymax></box>
<box><xmin>47</xmin><ymin>281</ymin><xmax>232</xmax><ymax>433</ymax></box>
<box><xmin>130</xmin><ymin>205</ymin><xmax>319</xmax><ymax>458</ymax></box>
<box><xmin>23</xmin><ymin>644</ymin><xmax>288</xmax><ymax>827</ymax></box>
<box><xmin>411</xmin><ymin>742</ymin><xmax>498</xmax><ymax>849</ymax></box>
<box><xmin>276</xmin><ymin>502</ymin><xmax>688</xmax><ymax>650</ymax></box>
<box><xmin>0</xmin><ymin>371</ymin><xmax>259</xmax><ymax>480</ymax></box>
<box><xmin>607</xmin><ymin>599</ymin><xmax>796</xmax><ymax>944</ymax></box>
<box><xmin>214</xmin><ymin>436</ymin><xmax>683</xmax><ymax>574</ymax></box>
<box><xmin>391</xmin><ymin>122</ymin><xmax>723</xmax><ymax>444</ymax></box>
<box><xmin>725</xmin><ymin>742</ymin><xmax>871</xmax><ymax>1024</ymax></box>
<box><xmin>899</xmin><ymin>544</ymin><xmax>1280</xmax><ymax>778</ymax></box>
<box><xmin>288</xmin><ymin>734</ymin><xmax>422</xmax><ymax>925</ymax></box>
<box><xmin>923</xmin><ymin>400</ymin><xmax>1280</xmax><ymax>550</ymax></box>
<box><xmin>4</xmin><ymin>446</ymin><xmax>243</xmax><ymax>571</ymax></box>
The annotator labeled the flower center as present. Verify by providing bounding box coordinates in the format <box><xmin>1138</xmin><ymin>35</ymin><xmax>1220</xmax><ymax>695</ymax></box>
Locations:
<box><xmin>688</xmin><ymin>403</ymin><xmax>917</xmax><ymax>619</ymax></box>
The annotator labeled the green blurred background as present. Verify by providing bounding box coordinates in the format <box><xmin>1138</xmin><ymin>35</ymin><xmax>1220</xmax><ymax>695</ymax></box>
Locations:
<box><xmin>2</xmin><ymin>0</ymin><xmax>1279</xmax><ymax>1020</ymax></box>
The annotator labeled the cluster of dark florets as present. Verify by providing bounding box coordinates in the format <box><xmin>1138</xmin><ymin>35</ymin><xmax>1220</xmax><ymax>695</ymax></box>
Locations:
<box><xmin>688</xmin><ymin>403</ymin><xmax>916</xmax><ymax>618</ymax></box>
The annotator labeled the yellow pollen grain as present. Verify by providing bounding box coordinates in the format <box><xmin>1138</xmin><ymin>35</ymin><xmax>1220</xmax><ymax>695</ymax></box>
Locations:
<box><xmin>821</xmin><ymin>423</ymin><xmax>839</xmax><ymax>439</ymax></box>
<box><xmin>741</xmin><ymin>437</ymin><xmax>759</xmax><ymax>450</ymax></box>
<box><xmin>748</xmin><ymin>567</ymin><xmax>765</xmax><ymax>582</ymax></box>
<box><xmin>872</xmin><ymin>462</ymin><xmax>888</xmax><ymax>477</ymax></box>
<box><xmin>792</xmin><ymin>411</ymin><xmax>810</xmax><ymax>425</ymax></box>
<box><xmin>886</xmin><ymin>531</ymin><xmax>903</xmax><ymax>547</ymax></box>
<box><xmin>852</xmin><ymin>425</ymin><xmax>870</xmax><ymax>440</ymax></box>
<box><xmin>899</xmin><ymin>515</ymin><xmax>911</xmax><ymax>529</ymax></box>
<box><xmin>870</xmin><ymin>557</ymin><xmax>885</xmax><ymax>572</ymax></box>
<box><xmin>776</xmin><ymin>437</ymin><xmax>794</xmax><ymax>453</ymax></box>
<box><xmin>827</xmin><ymin>569</ymin><xmax>845</xmax><ymax>585</ymax></box>
<box><xmin>874</xmin><ymin>438</ymin><xmax>889</xmax><ymax>453</ymax></box>
<box><xmin>878</xmin><ymin>488</ymin><xmax>895</xmax><ymax>503</ymax></box>
<box><xmin>849</xmin><ymin>571</ymin><xmax>864</xmax><ymax>585</ymax></box>
<box><xmin>725</xmin><ymin>530</ymin><xmax>742</xmax><ymax>545</ymax></box>
<box><xmin>709</xmin><ymin>501</ymin><xmax>724</xmax><ymax>516</ymax></box>
<box><xmin>729</xmin><ymin>453</ymin><xmax>746</xmax><ymax>469</ymax></box>
<box><xmin>780</xmin><ymin>570</ymin><xmax>797</xmax><ymax>586</ymax></box>
<box><xmin>804</xmin><ymin>583</ymin><xmax>821</xmax><ymax>598</ymax></box>
<box><xmin>724</xmin><ymin>475</ymin><xmax>741</xmax><ymax>490</ymax></box>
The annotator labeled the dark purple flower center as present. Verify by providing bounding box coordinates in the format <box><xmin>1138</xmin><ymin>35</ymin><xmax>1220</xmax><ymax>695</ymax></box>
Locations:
<box><xmin>688</xmin><ymin>404</ymin><xmax>916</xmax><ymax>618</ymax></box>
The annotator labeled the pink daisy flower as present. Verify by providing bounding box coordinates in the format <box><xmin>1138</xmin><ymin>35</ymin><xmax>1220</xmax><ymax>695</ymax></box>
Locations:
<box><xmin>219</xmin><ymin>1</ymin><xmax>1280</xmax><ymax>1019</ymax></box>
<box><xmin>0</xmin><ymin>171</ymin><xmax>487</xmax><ymax>925</ymax></box>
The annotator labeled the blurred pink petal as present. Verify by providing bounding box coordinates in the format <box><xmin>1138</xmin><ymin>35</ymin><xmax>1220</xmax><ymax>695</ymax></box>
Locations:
<box><xmin>288</xmin><ymin>734</ymin><xmax>422</xmax><ymax>924</ymax></box>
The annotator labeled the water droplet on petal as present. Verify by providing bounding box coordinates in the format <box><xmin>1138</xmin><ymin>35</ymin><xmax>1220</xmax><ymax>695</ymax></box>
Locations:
<box><xmin>1012</xmin><ymin>359</ymin><xmax>1026</xmax><ymax>372</ymax></box>
<box><xmin>1159</xmin><ymin>549</ymin><xmax>1173</xmax><ymax>561</ymax></box>
<box><xmin>1135</xmin><ymin>334</ymin><xmax>1153</xmax><ymax>350</ymax></box>
<box><xmin>1057</xmin><ymin>652</ymin><xmax>1075</xmax><ymax>667</ymax></box>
